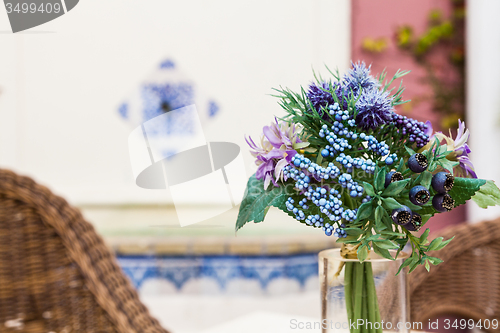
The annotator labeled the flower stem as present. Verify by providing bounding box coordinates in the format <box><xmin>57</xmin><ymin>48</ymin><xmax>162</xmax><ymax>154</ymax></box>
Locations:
<box><xmin>344</xmin><ymin>262</ymin><xmax>354</xmax><ymax>333</ymax></box>
<box><xmin>352</xmin><ymin>262</ymin><xmax>365</xmax><ymax>333</ymax></box>
<box><xmin>344</xmin><ymin>261</ymin><xmax>383</xmax><ymax>333</ymax></box>
<box><xmin>365</xmin><ymin>262</ymin><xmax>382</xmax><ymax>333</ymax></box>
<box><xmin>361</xmin><ymin>278</ymin><xmax>368</xmax><ymax>333</ymax></box>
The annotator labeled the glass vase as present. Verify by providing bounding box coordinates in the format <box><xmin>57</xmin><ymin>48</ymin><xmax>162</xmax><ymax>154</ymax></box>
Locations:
<box><xmin>319</xmin><ymin>248</ymin><xmax>411</xmax><ymax>333</ymax></box>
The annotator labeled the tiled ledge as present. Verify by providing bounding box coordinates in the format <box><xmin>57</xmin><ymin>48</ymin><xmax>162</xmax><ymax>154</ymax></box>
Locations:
<box><xmin>80</xmin><ymin>205</ymin><xmax>339</xmax><ymax>256</ymax></box>
<box><xmin>106</xmin><ymin>234</ymin><xmax>338</xmax><ymax>256</ymax></box>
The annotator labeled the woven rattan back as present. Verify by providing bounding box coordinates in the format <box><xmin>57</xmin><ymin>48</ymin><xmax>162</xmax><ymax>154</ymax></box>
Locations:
<box><xmin>409</xmin><ymin>218</ymin><xmax>500</xmax><ymax>331</ymax></box>
<box><xmin>0</xmin><ymin>169</ymin><xmax>168</xmax><ymax>333</ymax></box>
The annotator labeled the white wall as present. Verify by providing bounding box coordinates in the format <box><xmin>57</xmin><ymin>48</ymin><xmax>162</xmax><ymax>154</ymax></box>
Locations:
<box><xmin>467</xmin><ymin>0</ymin><xmax>500</xmax><ymax>222</ymax></box>
<box><xmin>0</xmin><ymin>0</ymin><xmax>351</xmax><ymax>205</ymax></box>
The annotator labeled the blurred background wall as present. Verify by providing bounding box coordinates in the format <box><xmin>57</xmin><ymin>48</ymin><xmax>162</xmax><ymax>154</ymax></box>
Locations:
<box><xmin>0</xmin><ymin>0</ymin><xmax>351</xmax><ymax>206</ymax></box>
<box><xmin>467</xmin><ymin>0</ymin><xmax>500</xmax><ymax>223</ymax></box>
<box><xmin>351</xmin><ymin>0</ymin><xmax>469</xmax><ymax>231</ymax></box>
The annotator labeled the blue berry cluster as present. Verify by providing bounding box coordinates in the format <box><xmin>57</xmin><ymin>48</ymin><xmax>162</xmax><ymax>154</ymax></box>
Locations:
<box><xmin>319</xmin><ymin>125</ymin><xmax>354</xmax><ymax>157</ymax></box>
<box><xmin>384</xmin><ymin>153</ymin><xmax>398</xmax><ymax>165</ymax></box>
<box><xmin>303</xmin><ymin>186</ymin><xmax>344</xmax><ymax>222</ymax></box>
<box><xmin>285</xmin><ymin>185</ymin><xmax>349</xmax><ymax>236</ymax></box>
<box><xmin>359</xmin><ymin>133</ymin><xmax>391</xmax><ymax>156</ymax></box>
<box><xmin>336</xmin><ymin>153</ymin><xmax>376</xmax><ymax>173</ymax></box>
<box><xmin>285</xmin><ymin>197</ymin><xmax>306</xmax><ymax>221</ymax></box>
<box><xmin>286</xmin><ymin>154</ymin><xmax>341</xmax><ymax>183</ymax></box>
<box><xmin>361</xmin><ymin>195</ymin><xmax>372</xmax><ymax>203</ymax></box>
<box><xmin>305</xmin><ymin>214</ymin><xmax>325</xmax><ymax>227</ymax></box>
<box><xmin>323</xmin><ymin>223</ymin><xmax>347</xmax><ymax>238</ymax></box>
<box><xmin>391</xmin><ymin>114</ymin><xmax>430</xmax><ymax>148</ymax></box>
<box><xmin>342</xmin><ymin>209</ymin><xmax>358</xmax><ymax>222</ymax></box>
<box><xmin>329</xmin><ymin>104</ymin><xmax>357</xmax><ymax>126</ymax></box>
<box><xmin>338</xmin><ymin>174</ymin><xmax>364</xmax><ymax>198</ymax></box>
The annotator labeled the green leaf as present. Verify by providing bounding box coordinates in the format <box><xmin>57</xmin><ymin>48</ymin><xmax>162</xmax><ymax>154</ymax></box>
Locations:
<box><xmin>374</xmin><ymin>206</ymin><xmax>385</xmax><ymax>223</ymax></box>
<box><xmin>382</xmin><ymin>179</ymin><xmax>410</xmax><ymax>197</ymax></box>
<box><xmin>419</xmin><ymin>228</ymin><xmax>430</xmax><ymax>245</ymax></box>
<box><xmin>366</xmin><ymin>234</ymin><xmax>382</xmax><ymax>241</ymax></box>
<box><xmin>408</xmin><ymin>258</ymin><xmax>421</xmax><ymax>273</ymax></box>
<box><xmin>420</xmin><ymin>214</ymin><xmax>433</xmax><ymax>225</ymax></box>
<box><xmin>344</xmin><ymin>227</ymin><xmax>363</xmax><ymax>236</ymax></box>
<box><xmin>448</xmin><ymin>177</ymin><xmax>487</xmax><ymax>206</ymax></box>
<box><xmin>382</xmin><ymin>197</ymin><xmax>403</xmax><ymax>210</ymax></box>
<box><xmin>375</xmin><ymin>168</ymin><xmax>387</xmax><ymax>191</ymax></box>
<box><xmin>235</xmin><ymin>174</ymin><xmax>290</xmax><ymax>231</ymax></box>
<box><xmin>356</xmin><ymin>202</ymin><xmax>373</xmax><ymax>221</ymax></box>
<box><xmin>374</xmin><ymin>217</ymin><xmax>387</xmax><ymax>231</ymax></box>
<box><xmin>374</xmin><ymin>239</ymin><xmax>399</xmax><ymax>249</ymax></box>
<box><xmin>396</xmin><ymin>157</ymin><xmax>405</xmax><ymax>172</ymax></box>
<box><xmin>435</xmin><ymin>158</ymin><xmax>459</xmax><ymax>174</ymax></box>
<box><xmin>433</xmin><ymin>236</ymin><xmax>454</xmax><ymax>251</ymax></box>
<box><xmin>373</xmin><ymin>243</ymin><xmax>394</xmax><ymax>261</ymax></box>
<box><xmin>419</xmin><ymin>171</ymin><xmax>433</xmax><ymax>189</ymax></box>
<box><xmin>399</xmin><ymin>198</ymin><xmax>422</xmax><ymax>211</ymax></box>
<box><xmin>405</xmin><ymin>146</ymin><xmax>416</xmax><ymax>156</ymax></box>
<box><xmin>425</xmin><ymin>260</ymin><xmax>430</xmax><ymax>272</ymax></box>
<box><xmin>336</xmin><ymin>237</ymin><xmax>362</xmax><ymax>244</ymax></box>
<box><xmin>396</xmin><ymin>255</ymin><xmax>414</xmax><ymax>275</ymax></box>
<box><xmin>363</xmin><ymin>182</ymin><xmax>376</xmax><ymax>197</ymax></box>
<box><xmin>358</xmin><ymin>245</ymin><xmax>369</xmax><ymax>262</ymax></box>
<box><xmin>436</xmin><ymin>144</ymin><xmax>448</xmax><ymax>156</ymax></box>
<box><xmin>381</xmin><ymin>231</ymin><xmax>406</xmax><ymax>237</ymax></box>
<box><xmin>427</xmin><ymin>237</ymin><xmax>443</xmax><ymax>251</ymax></box>
<box><xmin>316</xmin><ymin>153</ymin><xmax>323</xmax><ymax>165</ymax></box>
<box><xmin>472</xmin><ymin>180</ymin><xmax>500</xmax><ymax>208</ymax></box>
<box><xmin>427</xmin><ymin>256</ymin><xmax>444</xmax><ymax>265</ymax></box>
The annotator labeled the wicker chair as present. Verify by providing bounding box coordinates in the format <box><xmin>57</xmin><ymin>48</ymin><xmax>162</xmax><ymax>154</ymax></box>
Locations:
<box><xmin>0</xmin><ymin>169</ymin><xmax>169</xmax><ymax>333</ymax></box>
<box><xmin>379</xmin><ymin>218</ymin><xmax>500</xmax><ymax>332</ymax></box>
<box><xmin>409</xmin><ymin>218</ymin><xmax>500</xmax><ymax>331</ymax></box>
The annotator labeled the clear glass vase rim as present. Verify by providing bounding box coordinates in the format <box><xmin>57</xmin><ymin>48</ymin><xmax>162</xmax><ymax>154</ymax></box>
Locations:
<box><xmin>318</xmin><ymin>248</ymin><xmax>409</xmax><ymax>262</ymax></box>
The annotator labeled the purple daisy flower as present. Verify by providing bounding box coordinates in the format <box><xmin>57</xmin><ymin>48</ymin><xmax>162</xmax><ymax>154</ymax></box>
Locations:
<box><xmin>246</xmin><ymin>119</ymin><xmax>309</xmax><ymax>189</ymax></box>
<box><xmin>424</xmin><ymin>119</ymin><xmax>477</xmax><ymax>178</ymax></box>
<box><xmin>355</xmin><ymin>88</ymin><xmax>393</xmax><ymax>130</ymax></box>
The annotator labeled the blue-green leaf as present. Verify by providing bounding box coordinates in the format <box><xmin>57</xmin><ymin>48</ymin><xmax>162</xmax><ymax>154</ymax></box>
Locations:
<box><xmin>419</xmin><ymin>171</ymin><xmax>433</xmax><ymax>189</ymax></box>
<box><xmin>375</xmin><ymin>206</ymin><xmax>385</xmax><ymax>223</ymax></box>
<box><xmin>356</xmin><ymin>202</ymin><xmax>373</xmax><ymax>221</ymax></box>
<box><xmin>405</xmin><ymin>146</ymin><xmax>416</xmax><ymax>156</ymax></box>
<box><xmin>472</xmin><ymin>180</ymin><xmax>500</xmax><ymax>209</ymax></box>
<box><xmin>419</xmin><ymin>228</ymin><xmax>430</xmax><ymax>245</ymax></box>
<box><xmin>427</xmin><ymin>237</ymin><xmax>443</xmax><ymax>251</ymax></box>
<box><xmin>374</xmin><ymin>239</ymin><xmax>399</xmax><ymax>249</ymax></box>
<box><xmin>373</xmin><ymin>243</ymin><xmax>394</xmax><ymax>260</ymax></box>
<box><xmin>357</xmin><ymin>245</ymin><xmax>369</xmax><ymax>262</ymax></box>
<box><xmin>375</xmin><ymin>168</ymin><xmax>387</xmax><ymax>192</ymax></box>
<box><xmin>235</xmin><ymin>174</ymin><xmax>290</xmax><ymax>231</ymax></box>
<box><xmin>363</xmin><ymin>182</ymin><xmax>376</xmax><ymax>197</ymax></box>
<box><xmin>382</xmin><ymin>179</ymin><xmax>410</xmax><ymax>197</ymax></box>
<box><xmin>382</xmin><ymin>197</ymin><xmax>403</xmax><ymax>210</ymax></box>
<box><xmin>448</xmin><ymin>177</ymin><xmax>487</xmax><ymax>206</ymax></box>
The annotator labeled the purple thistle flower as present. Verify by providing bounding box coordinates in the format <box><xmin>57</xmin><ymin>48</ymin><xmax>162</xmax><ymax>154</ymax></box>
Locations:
<box><xmin>246</xmin><ymin>119</ymin><xmax>309</xmax><ymax>189</ymax></box>
<box><xmin>355</xmin><ymin>88</ymin><xmax>393</xmax><ymax>130</ymax></box>
<box><xmin>307</xmin><ymin>81</ymin><xmax>350</xmax><ymax>117</ymax></box>
<box><xmin>343</xmin><ymin>62</ymin><xmax>380</xmax><ymax>94</ymax></box>
<box><xmin>307</xmin><ymin>81</ymin><xmax>335</xmax><ymax>113</ymax></box>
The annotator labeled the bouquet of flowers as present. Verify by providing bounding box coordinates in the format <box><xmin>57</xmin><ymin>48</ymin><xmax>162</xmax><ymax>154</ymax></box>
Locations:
<box><xmin>236</xmin><ymin>62</ymin><xmax>500</xmax><ymax>329</ymax></box>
